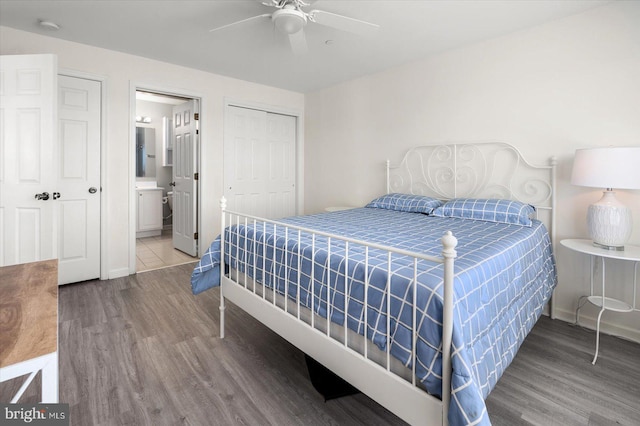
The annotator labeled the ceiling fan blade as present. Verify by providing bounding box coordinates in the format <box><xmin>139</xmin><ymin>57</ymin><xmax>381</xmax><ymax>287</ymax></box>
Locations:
<box><xmin>209</xmin><ymin>13</ymin><xmax>272</xmax><ymax>33</ymax></box>
<box><xmin>257</xmin><ymin>0</ymin><xmax>319</xmax><ymax>6</ymax></box>
<box><xmin>255</xmin><ymin>0</ymin><xmax>279</xmax><ymax>6</ymax></box>
<box><xmin>288</xmin><ymin>31</ymin><xmax>308</xmax><ymax>55</ymax></box>
<box><xmin>309</xmin><ymin>10</ymin><xmax>379</xmax><ymax>35</ymax></box>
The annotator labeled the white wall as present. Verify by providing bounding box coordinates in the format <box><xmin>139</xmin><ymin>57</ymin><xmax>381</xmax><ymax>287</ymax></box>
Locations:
<box><xmin>304</xmin><ymin>2</ymin><xmax>640</xmax><ymax>341</ymax></box>
<box><xmin>0</xmin><ymin>25</ymin><xmax>305</xmax><ymax>278</ymax></box>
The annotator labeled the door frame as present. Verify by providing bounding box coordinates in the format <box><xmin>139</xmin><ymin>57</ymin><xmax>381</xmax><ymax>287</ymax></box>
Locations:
<box><xmin>59</xmin><ymin>68</ymin><xmax>108</xmax><ymax>280</ymax></box>
<box><xmin>223</xmin><ymin>97</ymin><xmax>304</xmax><ymax>215</ymax></box>
<box><xmin>128</xmin><ymin>82</ymin><xmax>203</xmax><ymax>274</ymax></box>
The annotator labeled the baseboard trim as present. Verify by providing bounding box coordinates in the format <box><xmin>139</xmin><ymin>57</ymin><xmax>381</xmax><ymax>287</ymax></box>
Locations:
<box><xmin>554</xmin><ymin>307</ymin><xmax>640</xmax><ymax>344</ymax></box>
<box><xmin>108</xmin><ymin>267</ymin><xmax>130</xmax><ymax>280</ymax></box>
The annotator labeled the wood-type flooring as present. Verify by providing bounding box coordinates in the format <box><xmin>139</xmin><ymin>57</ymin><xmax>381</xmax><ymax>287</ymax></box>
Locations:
<box><xmin>1</xmin><ymin>263</ymin><xmax>639</xmax><ymax>425</ymax></box>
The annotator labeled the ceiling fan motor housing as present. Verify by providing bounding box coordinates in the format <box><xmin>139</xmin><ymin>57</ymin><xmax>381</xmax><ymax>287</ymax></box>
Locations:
<box><xmin>272</xmin><ymin>6</ymin><xmax>307</xmax><ymax>34</ymax></box>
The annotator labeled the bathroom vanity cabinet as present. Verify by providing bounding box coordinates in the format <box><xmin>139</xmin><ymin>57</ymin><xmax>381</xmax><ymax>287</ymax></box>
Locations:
<box><xmin>136</xmin><ymin>188</ymin><xmax>163</xmax><ymax>238</ymax></box>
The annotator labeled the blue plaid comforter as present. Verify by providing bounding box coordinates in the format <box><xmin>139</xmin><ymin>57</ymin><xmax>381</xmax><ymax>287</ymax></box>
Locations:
<box><xmin>191</xmin><ymin>208</ymin><xmax>557</xmax><ymax>425</ymax></box>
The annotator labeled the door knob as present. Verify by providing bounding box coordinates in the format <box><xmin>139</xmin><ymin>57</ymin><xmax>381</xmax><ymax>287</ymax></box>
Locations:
<box><xmin>35</xmin><ymin>192</ymin><xmax>50</xmax><ymax>200</ymax></box>
<box><xmin>169</xmin><ymin>182</ymin><xmax>176</xmax><ymax>187</ymax></box>
<box><xmin>88</xmin><ymin>187</ymin><xmax>98</xmax><ymax>194</ymax></box>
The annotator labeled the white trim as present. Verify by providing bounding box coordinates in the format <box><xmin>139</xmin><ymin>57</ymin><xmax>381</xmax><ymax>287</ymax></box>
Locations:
<box><xmin>58</xmin><ymin>68</ymin><xmax>109</xmax><ymax>280</ymax></box>
<box><xmin>108</xmin><ymin>267</ymin><xmax>130</xmax><ymax>280</ymax></box>
<box><xmin>223</xmin><ymin>97</ymin><xmax>304</xmax><ymax>215</ymax></box>
<box><xmin>555</xmin><ymin>307</ymin><xmax>640</xmax><ymax>343</ymax></box>
<box><xmin>129</xmin><ymin>82</ymin><xmax>204</xmax><ymax>273</ymax></box>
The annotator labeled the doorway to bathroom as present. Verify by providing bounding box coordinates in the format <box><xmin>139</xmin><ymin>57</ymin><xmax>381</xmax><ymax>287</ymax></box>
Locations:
<box><xmin>133</xmin><ymin>89</ymin><xmax>200</xmax><ymax>272</ymax></box>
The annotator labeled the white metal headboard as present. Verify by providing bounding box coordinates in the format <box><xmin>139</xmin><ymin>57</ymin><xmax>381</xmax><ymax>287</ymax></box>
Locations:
<box><xmin>386</xmin><ymin>142</ymin><xmax>557</xmax><ymax>244</ymax></box>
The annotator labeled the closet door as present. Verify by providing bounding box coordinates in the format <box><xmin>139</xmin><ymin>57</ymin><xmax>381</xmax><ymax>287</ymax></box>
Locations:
<box><xmin>224</xmin><ymin>105</ymin><xmax>296</xmax><ymax>219</ymax></box>
<box><xmin>265</xmin><ymin>112</ymin><xmax>296</xmax><ymax>218</ymax></box>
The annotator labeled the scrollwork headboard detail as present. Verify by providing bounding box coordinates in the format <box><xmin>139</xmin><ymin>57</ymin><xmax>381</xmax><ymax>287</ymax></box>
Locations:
<box><xmin>386</xmin><ymin>142</ymin><xmax>557</xmax><ymax>233</ymax></box>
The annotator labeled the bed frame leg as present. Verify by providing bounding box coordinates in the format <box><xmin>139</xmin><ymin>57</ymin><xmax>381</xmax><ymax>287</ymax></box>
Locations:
<box><xmin>219</xmin><ymin>292</ymin><xmax>226</xmax><ymax>339</ymax></box>
<box><xmin>220</xmin><ymin>196</ymin><xmax>227</xmax><ymax>339</ymax></box>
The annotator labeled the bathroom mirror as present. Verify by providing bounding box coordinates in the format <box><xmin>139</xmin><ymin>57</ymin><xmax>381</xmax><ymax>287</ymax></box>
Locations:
<box><xmin>136</xmin><ymin>127</ymin><xmax>157</xmax><ymax>178</ymax></box>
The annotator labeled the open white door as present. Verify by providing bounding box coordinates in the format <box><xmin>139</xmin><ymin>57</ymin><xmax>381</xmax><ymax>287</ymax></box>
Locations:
<box><xmin>172</xmin><ymin>100</ymin><xmax>198</xmax><ymax>256</ymax></box>
<box><xmin>0</xmin><ymin>54</ymin><xmax>57</xmax><ymax>266</ymax></box>
<box><xmin>57</xmin><ymin>75</ymin><xmax>101</xmax><ymax>284</ymax></box>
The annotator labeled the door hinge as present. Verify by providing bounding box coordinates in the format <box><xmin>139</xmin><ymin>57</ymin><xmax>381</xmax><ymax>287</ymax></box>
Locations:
<box><xmin>194</xmin><ymin>172</ymin><xmax>199</xmax><ymax>180</ymax></box>
<box><xmin>196</xmin><ymin>129</ymin><xmax>199</xmax><ymax>135</ymax></box>
<box><xmin>194</xmin><ymin>113</ymin><xmax>199</xmax><ymax>120</ymax></box>
<box><xmin>194</xmin><ymin>232</ymin><xmax>198</xmax><ymax>240</ymax></box>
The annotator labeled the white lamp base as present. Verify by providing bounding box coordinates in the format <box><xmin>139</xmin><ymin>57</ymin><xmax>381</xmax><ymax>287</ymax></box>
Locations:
<box><xmin>587</xmin><ymin>190</ymin><xmax>632</xmax><ymax>251</ymax></box>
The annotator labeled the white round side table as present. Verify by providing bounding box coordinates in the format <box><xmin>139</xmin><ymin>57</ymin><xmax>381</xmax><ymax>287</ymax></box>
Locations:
<box><xmin>561</xmin><ymin>239</ymin><xmax>640</xmax><ymax>364</ymax></box>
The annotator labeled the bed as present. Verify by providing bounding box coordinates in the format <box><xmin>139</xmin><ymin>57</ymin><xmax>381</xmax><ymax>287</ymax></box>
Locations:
<box><xmin>191</xmin><ymin>143</ymin><xmax>557</xmax><ymax>426</ymax></box>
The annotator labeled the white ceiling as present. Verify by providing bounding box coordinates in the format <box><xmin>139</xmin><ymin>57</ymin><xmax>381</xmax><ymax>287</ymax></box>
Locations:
<box><xmin>0</xmin><ymin>0</ymin><xmax>610</xmax><ymax>93</ymax></box>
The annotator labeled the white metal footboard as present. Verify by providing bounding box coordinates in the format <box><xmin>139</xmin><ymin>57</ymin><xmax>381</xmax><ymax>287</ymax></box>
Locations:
<box><xmin>218</xmin><ymin>197</ymin><xmax>457</xmax><ymax>426</ymax></box>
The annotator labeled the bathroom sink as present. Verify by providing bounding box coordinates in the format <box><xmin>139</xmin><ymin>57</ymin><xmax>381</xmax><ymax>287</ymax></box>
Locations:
<box><xmin>136</xmin><ymin>181</ymin><xmax>158</xmax><ymax>189</ymax></box>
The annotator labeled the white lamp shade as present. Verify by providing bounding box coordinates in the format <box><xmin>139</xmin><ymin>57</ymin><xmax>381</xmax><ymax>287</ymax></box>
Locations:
<box><xmin>571</xmin><ymin>147</ymin><xmax>640</xmax><ymax>190</ymax></box>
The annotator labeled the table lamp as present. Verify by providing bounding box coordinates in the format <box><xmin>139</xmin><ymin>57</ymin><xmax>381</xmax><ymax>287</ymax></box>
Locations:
<box><xmin>571</xmin><ymin>146</ymin><xmax>640</xmax><ymax>250</ymax></box>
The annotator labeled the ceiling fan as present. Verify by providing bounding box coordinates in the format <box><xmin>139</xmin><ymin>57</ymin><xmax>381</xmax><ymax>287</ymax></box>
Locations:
<box><xmin>209</xmin><ymin>0</ymin><xmax>380</xmax><ymax>54</ymax></box>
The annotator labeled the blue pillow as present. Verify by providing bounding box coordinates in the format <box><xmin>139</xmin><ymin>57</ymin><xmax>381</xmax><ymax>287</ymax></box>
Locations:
<box><xmin>365</xmin><ymin>193</ymin><xmax>443</xmax><ymax>214</ymax></box>
<box><xmin>432</xmin><ymin>198</ymin><xmax>535</xmax><ymax>226</ymax></box>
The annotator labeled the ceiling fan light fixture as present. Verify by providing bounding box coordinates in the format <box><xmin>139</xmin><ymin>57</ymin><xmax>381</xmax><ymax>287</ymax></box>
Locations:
<box><xmin>272</xmin><ymin>8</ymin><xmax>307</xmax><ymax>35</ymax></box>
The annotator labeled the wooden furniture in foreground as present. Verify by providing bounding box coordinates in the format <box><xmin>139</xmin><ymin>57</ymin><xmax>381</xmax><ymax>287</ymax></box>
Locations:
<box><xmin>0</xmin><ymin>259</ymin><xmax>59</xmax><ymax>403</ymax></box>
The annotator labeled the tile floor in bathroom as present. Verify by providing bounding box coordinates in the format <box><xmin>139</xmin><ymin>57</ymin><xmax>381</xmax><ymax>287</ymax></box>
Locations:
<box><xmin>136</xmin><ymin>229</ymin><xmax>198</xmax><ymax>272</ymax></box>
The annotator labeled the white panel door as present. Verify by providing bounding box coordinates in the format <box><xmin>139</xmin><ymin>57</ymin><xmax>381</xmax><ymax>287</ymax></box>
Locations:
<box><xmin>265</xmin><ymin>112</ymin><xmax>296</xmax><ymax>218</ymax></box>
<box><xmin>224</xmin><ymin>106</ymin><xmax>296</xmax><ymax>219</ymax></box>
<box><xmin>225</xmin><ymin>107</ymin><xmax>267</xmax><ymax>217</ymax></box>
<box><xmin>57</xmin><ymin>75</ymin><xmax>101</xmax><ymax>284</ymax></box>
<box><xmin>172</xmin><ymin>100</ymin><xmax>198</xmax><ymax>256</ymax></box>
<box><xmin>0</xmin><ymin>54</ymin><xmax>57</xmax><ymax>266</ymax></box>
